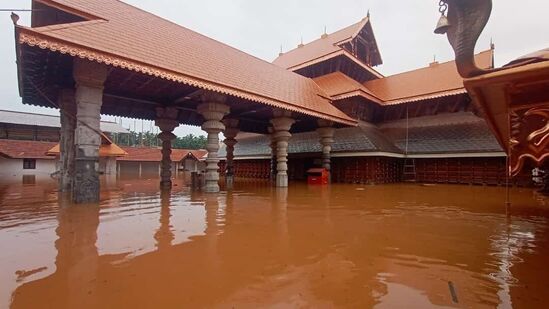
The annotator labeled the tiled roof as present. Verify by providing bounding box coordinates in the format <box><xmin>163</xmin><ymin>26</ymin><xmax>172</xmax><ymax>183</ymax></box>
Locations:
<box><xmin>273</xmin><ymin>17</ymin><xmax>376</xmax><ymax>69</ymax></box>
<box><xmin>118</xmin><ymin>147</ymin><xmax>206</xmax><ymax>162</ymax></box>
<box><xmin>219</xmin><ymin>113</ymin><xmax>502</xmax><ymax>158</ymax></box>
<box><xmin>17</xmin><ymin>0</ymin><xmax>356</xmax><ymax>126</ymax></box>
<box><xmin>363</xmin><ymin>50</ymin><xmax>493</xmax><ymax>105</ymax></box>
<box><xmin>0</xmin><ymin>109</ymin><xmax>128</xmax><ymax>133</ymax></box>
<box><xmin>219</xmin><ymin>123</ymin><xmax>400</xmax><ymax>157</ymax></box>
<box><xmin>0</xmin><ymin>139</ymin><xmax>57</xmax><ymax>159</ymax></box>
<box><xmin>313</xmin><ymin>72</ymin><xmax>380</xmax><ymax>102</ymax></box>
<box><xmin>47</xmin><ymin>141</ymin><xmax>127</xmax><ymax>157</ymax></box>
<box><xmin>379</xmin><ymin>112</ymin><xmax>503</xmax><ymax>154</ymax></box>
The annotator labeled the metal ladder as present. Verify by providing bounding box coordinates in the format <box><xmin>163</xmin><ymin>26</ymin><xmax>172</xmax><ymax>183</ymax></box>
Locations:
<box><xmin>403</xmin><ymin>158</ymin><xmax>417</xmax><ymax>182</ymax></box>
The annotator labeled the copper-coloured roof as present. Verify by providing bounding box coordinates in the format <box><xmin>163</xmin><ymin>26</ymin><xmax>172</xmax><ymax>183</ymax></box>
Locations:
<box><xmin>119</xmin><ymin>147</ymin><xmax>207</xmax><ymax>163</ymax></box>
<box><xmin>0</xmin><ymin>139</ymin><xmax>57</xmax><ymax>159</ymax></box>
<box><xmin>364</xmin><ymin>50</ymin><xmax>494</xmax><ymax>105</ymax></box>
<box><xmin>47</xmin><ymin>132</ymin><xmax>128</xmax><ymax>157</ymax></box>
<box><xmin>16</xmin><ymin>0</ymin><xmax>356</xmax><ymax>126</ymax></box>
<box><xmin>313</xmin><ymin>72</ymin><xmax>381</xmax><ymax>102</ymax></box>
<box><xmin>273</xmin><ymin>17</ymin><xmax>382</xmax><ymax>73</ymax></box>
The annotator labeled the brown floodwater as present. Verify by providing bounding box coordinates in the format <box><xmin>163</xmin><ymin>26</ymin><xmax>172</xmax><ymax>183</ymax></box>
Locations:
<box><xmin>1</xmin><ymin>176</ymin><xmax>548</xmax><ymax>308</ymax></box>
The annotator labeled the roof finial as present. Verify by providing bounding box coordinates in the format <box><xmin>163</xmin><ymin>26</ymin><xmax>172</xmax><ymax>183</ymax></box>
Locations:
<box><xmin>490</xmin><ymin>37</ymin><xmax>495</xmax><ymax>50</ymax></box>
<box><xmin>321</xmin><ymin>26</ymin><xmax>328</xmax><ymax>39</ymax></box>
<box><xmin>279</xmin><ymin>44</ymin><xmax>284</xmax><ymax>56</ymax></box>
<box><xmin>298</xmin><ymin>36</ymin><xmax>304</xmax><ymax>48</ymax></box>
<box><xmin>10</xmin><ymin>12</ymin><xmax>20</xmax><ymax>25</ymax></box>
<box><xmin>430</xmin><ymin>54</ymin><xmax>439</xmax><ymax>67</ymax></box>
<box><xmin>367</xmin><ymin>9</ymin><xmax>370</xmax><ymax>18</ymax></box>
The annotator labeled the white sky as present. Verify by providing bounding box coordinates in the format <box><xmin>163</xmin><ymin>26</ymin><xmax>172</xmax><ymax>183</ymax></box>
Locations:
<box><xmin>0</xmin><ymin>0</ymin><xmax>547</xmax><ymax>137</ymax></box>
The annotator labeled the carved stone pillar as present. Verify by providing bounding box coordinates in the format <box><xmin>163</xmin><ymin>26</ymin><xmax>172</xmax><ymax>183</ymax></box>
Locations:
<box><xmin>223</xmin><ymin>118</ymin><xmax>239</xmax><ymax>186</ymax></box>
<box><xmin>317</xmin><ymin>120</ymin><xmax>335</xmax><ymax>183</ymax></box>
<box><xmin>155</xmin><ymin>106</ymin><xmax>179</xmax><ymax>190</ymax></box>
<box><xmin>268</xmin><ymin>126</ymin><xmax>277</xmax><ymax>182</ymax></box>
<box><xmin>197</xmin><ymin>92</ymin><xmax>230</xmax><ymax>193</ymax></box>
<box><xmin>72</xmin><ymin>59</ymin><xmax>108</xmax><ymax>204</ymax></box>
<box><xmin>58</xmin><ymin>89</ymin><xmax>76</xmax><ymax>192</ymax></box>
<box><xmin>270</xmin><ymin>110</ymin><xmax>295</xmax><ymax>187</ymax></box>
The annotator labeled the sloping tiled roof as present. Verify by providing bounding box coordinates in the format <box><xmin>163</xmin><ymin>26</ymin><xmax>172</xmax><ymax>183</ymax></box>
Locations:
<box><xmin>47</xmin><ymin>139</ymin><xmax>128</xmax><ymax>157</ymax></box>
<box><xmin>0</xmin><ymin>139</ymin><xmax>57</xmax><ymax>159</ymax></box>
<box><xmin>273</xmin><ymin>17</ymin><xmax>374</xmax><ymax>69</ymax></box>
<box><xmin>0</xmin><ymin>109</ymin><xmax>128</xmax><ymax>133</ymax></box>
<box><xmin>313</xmin><ymin>72</ymin><xmax>381</xmax><ymax>102</ymax></box>
<box><xmin>17</xmin><ymin>0</ymin><xmax>355</xmax><ymax>126</ymax></box>
<box><xmin>219</xmin><ymin>123</ymin><xmax>400</xmax><ymax>157</ymax></box>
<box><xmin>364</xmin><ymin>50</ymin><xmax>494</xmax><ymax>105</ymax></box>
<box><xmin>118</xmin><ymin>147</ymin><xmax>206</xmax><ymax>162</ymax></box>
<box><xmin>219</xmin><ymin>113</ymin><xmax>502</xmax><ymax>158</ymax></box>
<box><xmin>379</xmin><ymin>112</ymin><xmax>503</xmax><ymax>154</ymax></box>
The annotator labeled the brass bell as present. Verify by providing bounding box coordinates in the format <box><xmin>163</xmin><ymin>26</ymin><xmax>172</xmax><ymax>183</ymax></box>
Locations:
<box><xmin>434</xmin><ymin>13</ymin><xmax>450</xmax><ymax>34</ymax></box>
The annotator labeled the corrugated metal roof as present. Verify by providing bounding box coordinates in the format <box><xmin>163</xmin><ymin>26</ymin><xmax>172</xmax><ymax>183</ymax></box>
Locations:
<box><xmin>0</xmin><ymin>110</ymin><xmax>129</xmax><ymax>133</ymax></box>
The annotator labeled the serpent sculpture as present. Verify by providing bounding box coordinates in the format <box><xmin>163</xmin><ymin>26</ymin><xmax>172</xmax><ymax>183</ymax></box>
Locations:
<box><xmin>435</xmin><ymin>0</ymin><xmax>498</xmax><ymax>78</ymax></box>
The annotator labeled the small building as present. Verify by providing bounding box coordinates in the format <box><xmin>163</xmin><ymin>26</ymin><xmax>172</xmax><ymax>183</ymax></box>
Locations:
<box><xmin>0</xmin><ymin>139</ymin><xmax>58</xmax><ymax>182</ymax></box>
<box><xmin>118</xmin><ymin>147</ymin><xmax>207</xmax><ymax>178</ymax></box>
<box><xmin>47</xmin><ymin>133</ymin><xmax>127</xmax><ymax>175</ymax></box>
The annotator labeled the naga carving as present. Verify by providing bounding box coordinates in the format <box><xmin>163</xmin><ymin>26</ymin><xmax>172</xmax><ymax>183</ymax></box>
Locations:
<box><xmin>509</xmin><ymin>107</ymin><xmax>549</xmax><ymax>176</ymax></box>
<box><xmin>435</xmin><ymin>0</ymin><xmax>499</xmax><ymax>77</ymax></box>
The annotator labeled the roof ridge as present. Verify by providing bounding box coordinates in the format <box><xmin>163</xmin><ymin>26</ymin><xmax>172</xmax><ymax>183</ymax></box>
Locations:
<box><xmin>278</xmin><ymin>17</ymin><xmax>367</xmax><ymax>57</ymax></box>
<box><xmin>369</xmin><ymin>49</ymin><xmax>493</xmax><ymax>82</ymax></box>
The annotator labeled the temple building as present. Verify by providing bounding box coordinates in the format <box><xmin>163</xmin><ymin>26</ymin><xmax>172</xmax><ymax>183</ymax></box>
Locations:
<box><xmin>11</xmin><ymin>0</ymin><xmax>539</xmax><ymax>203</ymax></box>
<box><xmin>219</xmin><ymin>19</ymin><xmax>531</xmax><ymax>186</ymax></box>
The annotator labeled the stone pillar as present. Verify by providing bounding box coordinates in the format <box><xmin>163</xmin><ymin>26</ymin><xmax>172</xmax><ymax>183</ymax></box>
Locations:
<box><xmin>317</xmin><ymin>120</ymin><xmax>335</xmax><ymax>183</ymax></box>
<box><xmin>223</xmin><ymin>118</ymin><xmax>239</xmax><ymax>186</ymax></box>
<box><xmin>104</xmin><ymin>157</ymin><xmax>117</xmax><ymax>175</ymax></box>
<box><xmin>155</xmin><ymin>106</ymin><xmax>179</xmax><ymax>190</ymax></box>
<box><xmin>72</xmin><ymin>59</ymin><xmax>108</xmax><ymax>204</ymax></box>
<box><xmin>268</xmin><ymin>126</ymin><xmax>277</xmax><ymax>182</ymax></box>
<box><xmin>270</xmin><ymin>109</ymin><xmax>295</xmax><ymax>187</ymax></box>
<box><xmin>58</xmin><ymin>89</ymin><xmax>76</xmax><ymax>192</ymax></box>
<box><xmin>197</xmin><ymin>92</ymin><xmax>230</xmax><ymax>193</ymax></box>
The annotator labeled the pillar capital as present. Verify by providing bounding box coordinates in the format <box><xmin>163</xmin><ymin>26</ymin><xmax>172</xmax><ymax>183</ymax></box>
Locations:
<box><xmin>270</xmin><ymin>116</ymin><xmax>295</xmax><ymax>133</ymax></box>
<box><xmin>155</xmin><ymin>118</ymin><xmax>179</xmax><ymax>134</ymax></box>
<box><xmin>73</xmin><ymin>58</ymin><xmax>108</xmax><ymax>89</ymax></box>
<box><xmin>155</xmin><ymin>106</ymin><xmax>179</xmax><ymax>120</ymax></box>
<box><xmin>200</xmin><ymin>90</ymin><xmax>228</xmax><ymax>105</ymax></box>
<box><xmin>223</xmin><ymin>118</ymin><xmax>239</xmax><ymax>139</ymax></box>
<box><xmin>317</xmin><ymin>119</ymin><xmax>335</xmax><ymax>128</ymax></box>
<box><xmin>272</xmin><ymin>108</ymin><xmax>293</xmax><ymax>119</ymax></box>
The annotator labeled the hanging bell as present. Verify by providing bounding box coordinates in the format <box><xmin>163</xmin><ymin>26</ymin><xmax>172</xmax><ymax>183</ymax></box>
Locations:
<box><xmin>434</xmin><ymin>13</ymin><xmax>451</xmax><ymax>34</ymax></box>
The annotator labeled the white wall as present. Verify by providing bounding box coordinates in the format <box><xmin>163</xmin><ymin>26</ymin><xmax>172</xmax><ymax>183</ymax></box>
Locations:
<box><xmin>0</xmin><ymin>157</ymin><xmax>57</xmax><ymax>181</ymax></box>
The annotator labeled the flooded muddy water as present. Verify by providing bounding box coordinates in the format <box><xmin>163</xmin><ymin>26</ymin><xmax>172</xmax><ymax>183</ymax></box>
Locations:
<box><xmin>1</xmin><ymin>177</ymin><xmax>548</xmax><ymax>308</ymax></box>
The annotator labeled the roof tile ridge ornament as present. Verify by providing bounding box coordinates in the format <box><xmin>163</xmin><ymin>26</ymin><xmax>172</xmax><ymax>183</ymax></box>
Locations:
<box><xmin>434</xmin><ymin>0</ymin><xmax>503</xmax><ymax>78</ymax></box>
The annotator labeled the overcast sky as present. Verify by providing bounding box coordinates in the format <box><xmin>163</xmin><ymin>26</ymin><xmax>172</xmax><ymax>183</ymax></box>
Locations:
<box><xmin>0</xmin><ymin>0</ymin><xmax>547</xmax><ymax>136</ymax></box>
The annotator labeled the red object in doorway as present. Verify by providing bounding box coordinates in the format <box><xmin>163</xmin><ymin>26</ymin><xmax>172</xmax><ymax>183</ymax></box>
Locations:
<box><xmin>307</xmin><ymin>168</ymin><xmax>329</xmax><ymax>185</ymax></box>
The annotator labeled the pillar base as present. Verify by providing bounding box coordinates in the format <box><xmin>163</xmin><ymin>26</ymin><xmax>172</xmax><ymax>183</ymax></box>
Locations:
<box><xmin>204</xmin><ymin>182</ymin><xmax>220</xmax><ymax>193</ymax></box>
<box><xmin>276</xmin><ymin>174</ymin><xmax>288</xmax><ymax>187</ymax></box>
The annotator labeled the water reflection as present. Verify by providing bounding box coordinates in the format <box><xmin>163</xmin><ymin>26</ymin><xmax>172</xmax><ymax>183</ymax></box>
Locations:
<box><xmin>0</xmin><ymin>178</ymin><xmax>548</xmax><ymax>308</ymax></box>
